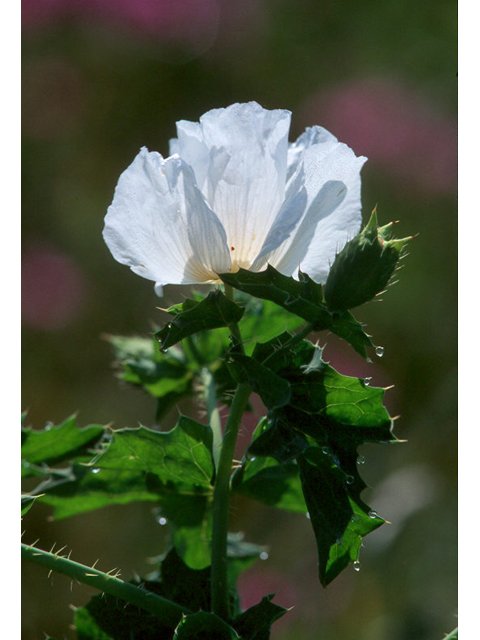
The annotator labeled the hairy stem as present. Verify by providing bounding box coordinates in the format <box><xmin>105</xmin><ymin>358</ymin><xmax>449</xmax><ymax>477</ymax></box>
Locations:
<box><xmin>21</xmin><ymin>542</ymin><xmax>189</xmax><ymax>626</ymax></box>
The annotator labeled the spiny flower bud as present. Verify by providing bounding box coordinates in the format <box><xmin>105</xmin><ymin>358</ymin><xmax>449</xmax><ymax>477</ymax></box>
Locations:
<box><xmin>324</xmin><ymin>208</ymin><xmax>414</xmax><ymax>311</ymax></box>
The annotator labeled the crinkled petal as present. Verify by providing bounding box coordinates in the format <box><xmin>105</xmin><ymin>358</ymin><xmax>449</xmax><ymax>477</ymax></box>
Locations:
<box><xmin>103</xmin><ymin>148</ymin><xmax>230</xmax><ymax>290</ymax></box>
<box><xmin>270</xmin><ymin>180</ymin><xmax>348</xmax><ymax>277</ymax></box>
<box><xmin>273</xmin><ymin>127</ymin><xmax>367</xmax><ymax>282</ymax></box>
<box><xmin>172</xmin><ymin>102</ymin><xmax>292</xmax><ymax>268</ymax></box>
<box><xmin>250</xmin><ymin>164</ymin><xmax>308</xmax><ymax>271</ymax></box>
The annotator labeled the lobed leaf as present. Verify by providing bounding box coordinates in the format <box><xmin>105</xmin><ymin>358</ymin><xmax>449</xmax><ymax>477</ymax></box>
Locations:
<box><xmin>21</xmin><ymin>415</ymin><xmax>105</xmax><ymax>478</ymax></box>
<box><xmin>156</xmin><ymin>290</ymin><xmax>244</xmax><ymax>350</ymax></box>
<box><xmin>220</xmin><ymin>266</ymin><xmax>374</xmax><ymax>358</ymax></box>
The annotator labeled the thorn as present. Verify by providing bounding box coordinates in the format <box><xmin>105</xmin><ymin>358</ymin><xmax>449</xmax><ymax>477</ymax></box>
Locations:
<box><xmin>91</xmin><ymin>558</ymin><xmax>100</xmax><ymax>569</ymax></box>
<box><xmin>49</xmin><ymin>543</ymin><xmax>56</xmax><ymax>554</ymax></box>
<box><xmin>47</xmin><ymin>569</ymin><xmax>53</xmax><ymax>579</ymax></box>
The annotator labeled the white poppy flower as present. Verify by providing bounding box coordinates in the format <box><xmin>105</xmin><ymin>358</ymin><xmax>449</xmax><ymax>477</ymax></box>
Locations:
<box><xmin>103</xmin><ymin>102</ymin><xmax>367</xmax><ymax>295</ymax></box>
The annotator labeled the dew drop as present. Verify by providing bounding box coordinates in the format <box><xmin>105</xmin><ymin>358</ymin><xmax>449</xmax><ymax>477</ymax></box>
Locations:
<box><xmin>351</xmin><ymin>515</ymin><xmax>360</xmax><ymax>523</ymax></box>
<box><xmin>368</xmin><ymin>510</ymin><xmax>378</xmax><ymax>519</ymax></box>
<box><xmin>345</xmin><ymin>475</ymin><xmax>354</xmax><ymax>485</ymax></box>
<box><xmin>375</xmin><ymin>345</ymin><xmax>384</xmax><ymax>358</ymax></box>
<box><xmin>353</xmin><ymin>561</ymin><xmax>361</xmax><ymax>572</ymax></box>
<box><xmin>260</xmin><ymin>551</ymin><xmax>269</xmax><ymax>561</ymax></box>
<box><xmin>357</xmin><ymin>455</ymin><xmax>366</xmax><ymax>465</ymax></box>
<box><xmin>92</xmin><ymin>468</ymin><xmax>100</xmax><ymax>474</ymax></box>
<box><xmin>249</xmin><ymin>456</ymin><xmax>256</xmax><ymax>462</ymax></box>
<box><xmin>158</xmin><ymin>517</ymin><xmax>168</xmax><ymax>526</ymax></box>
<box><xmin>364</xmin><ymin>377</ymin><xmax>372</xmax><ymax>387</ymax></box>
<box><xmin>305</xmin><ymin>512</ymin><xmax>311</xmax><ymax>520</ymax></box>
<box><xmin>322</xmin><ymin>446</ymin><xmax>331</xmax><ymax>455</ymax></box>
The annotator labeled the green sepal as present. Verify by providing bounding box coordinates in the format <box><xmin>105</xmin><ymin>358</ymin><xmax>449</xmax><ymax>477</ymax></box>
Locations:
<box><xmin>324</xmin><ymin>208</ymin><xmax>414</xmax><ymax>311</ymax></box>
<box><xmin>219</xmin><ymin>266</ymin><xmax>373</xmax><ymax>358</ymax></box>
<box><xmin>156</xmin><ymin>290</ymin><xmax>244</xmax><ymax>350</ymax></box>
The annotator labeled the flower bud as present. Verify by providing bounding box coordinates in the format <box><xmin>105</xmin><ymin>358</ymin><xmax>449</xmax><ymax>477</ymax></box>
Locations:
<box><xmin>324</xmin><ymin>208</ymin><xmax>414</xmax><ymax>311</ymax></box>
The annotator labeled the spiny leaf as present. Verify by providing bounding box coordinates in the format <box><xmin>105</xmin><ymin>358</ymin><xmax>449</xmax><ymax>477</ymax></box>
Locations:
<box><xmin>156</xmin><ymin>289</ymin><xmax>244</xmax><ymax>350</ymax></box>
<box><xmin>21</xmin><ymin>415</ymin><xmax>105</xmax><ymax>478</ymax></box>
<box><xmin>220</xmin><ymin>266</ymin><xmax>373</xmax><ymax>358</ymax></box>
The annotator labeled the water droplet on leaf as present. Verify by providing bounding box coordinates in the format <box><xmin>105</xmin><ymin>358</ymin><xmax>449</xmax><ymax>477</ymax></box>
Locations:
<box><xmin>357</xmin><ymin>455</ymin><xmax>366</xmax><ymax>465</ymax></box>
<box><xmin>375</xmin><ymin>345</ymin><xmax>384</xmax><ymax>357</ymax></box>
<box><xmin>368</xmin><ymin>510</ymin><xmax>378</xmax><ymax>519</ymax></box>
<box><xmin>364</xmin><ymin>377</ymin><xmax>372</xmax><ymax>387</ymax></box>
<box><xmin>92</xmin><ymin>468</ymin><xmax>100</xmax><ymax>474</ymax></box>
<box><xmin>260</xmin><ymin>552</ymin><xmax>269</xmax><ymax>560</ymax></box>
<box><xmin>353</xmin><ymin>561</ymin><xmax>361</xmax><ymax>572</ymax></box>
<box><xmin>346</xmin><ymin>475</ymin><xmax>354</xmax><ymax>485</ymax></box>
<box><xmin>158</xmin><ymin>517</ymin><xmax>168</xmax><ymax>526</ymax></box>
<box><xmin>322</xmin><ymin>446</ymin><xmax>331</xmax><ymax>455</ymax></box>
<box><xmin>305</xmin><ymin>512</ymin><xmax>311</xmax><ymax>520</ymax></box>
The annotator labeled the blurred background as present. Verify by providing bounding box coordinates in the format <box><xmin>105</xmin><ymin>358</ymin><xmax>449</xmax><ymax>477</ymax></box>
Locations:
<box><xmin>21</xmin><ymin>1</ymin><xmax>457</xmax><ymax>638</ymax></box>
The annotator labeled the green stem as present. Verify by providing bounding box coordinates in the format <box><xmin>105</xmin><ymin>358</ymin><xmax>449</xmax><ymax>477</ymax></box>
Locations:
<box><xmin>201</xmin><ymin>367</ymin><xmax>223</xmax><ymax>468</ymax></box>
<box><xmin>210</xmin><ymin>284</ymin><xmax>251</xmax><ymax>619</ymax></box>
<box><xmin>21</xmin><ymin>542</ymin><xmax>189</xmax><ymax>626</ymax></box>
<box><xmin>210</xmin><ymin>381</ymin><xmax>251</xmax><ymax>620</ymax></box>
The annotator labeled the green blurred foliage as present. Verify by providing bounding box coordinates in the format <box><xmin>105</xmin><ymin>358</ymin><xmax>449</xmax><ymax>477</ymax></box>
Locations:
<box><xmin>22</xmin><ymin>1</ymin><xmax>456</xmax><ymax>638</ymax></box>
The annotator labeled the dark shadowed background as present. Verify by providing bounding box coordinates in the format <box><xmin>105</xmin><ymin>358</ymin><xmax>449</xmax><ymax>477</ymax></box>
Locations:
<box><xmin>21</xmin><ymin>1</ymin><xmax>457</xmax><ymax>638</ymax></box>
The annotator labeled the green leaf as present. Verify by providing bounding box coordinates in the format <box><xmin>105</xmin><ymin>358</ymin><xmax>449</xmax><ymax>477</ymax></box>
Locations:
<box><xmin>220</xmin><ymin>266</ymin><xmax>373</xmax><ymax>358</ymax></box>
<box><xmin>324</xmin><ymin>209</ymin><xmax>414</xmax><ymax>311</ymax></box>
<box><xmin>233</xmin><ymin>455</ymin><xmax>306</xmax><ymax>513</ymax></box>
<box><xmin>237</xmin><ymin>296</ymin><xmax>304</xmax><ymax>354</ymax></box>
<box><xmin>33</xmin><ymin>418</ymin><xmax>215</xmax><ymax>569</ymax></box>
<box><xmin>106</xmin><ymin>335</ymin><xmax>194</xmax><ymax>420</ymax></box>
<box><xmin>156</xmin><ymin>290</ymin><xmax>244</xmax><ymax>350</ymax></box>
<box><xmin>231</xmin><ymin>342</ymin><xmax>396</xmax><ymax>586</ymax></box>
<box><xmin>443</xmin><ymin>628</ymin><xmax>458</xmax><ymax>640</ymax></box>
<box><xmin>231</xmin><ymin>594</ymin><xmax>287</xmax><ymax>640</ymax></box>
<box><xmin>297</xmin><ymin>447</ymin><xmax>384</xmax><ymax>586</ymax></box>
<box><xmin>174</xmin><ymin>612</ymin><xmax>239</xmax><ymax>639</ymax></box>
<box><xmin>227</xmin><ymin>353</ymin><xmax>291</xmax><ymax>409</ymax></box>
<box><xmin>21</xmin><ymin>415</ymin><xmax>105</xmax><ymax>478</ymax></box>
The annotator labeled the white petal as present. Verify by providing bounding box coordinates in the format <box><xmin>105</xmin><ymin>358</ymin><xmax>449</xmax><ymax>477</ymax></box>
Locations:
<box><xmin>250</xmin><ymin>164</ymin><xmax>308</xmax><ymax>271</ymax></box>
<box><xmin>271</xmin><ymin>180</ymin><xmax>348</xmax><ymax>277</ymax></box>
<box><xmin>275</xmin><ymin>127</ymin><xmax>367</xmax><ymax>282</ymax></box>
<box><xmin>103</xmin><ymin>148</ymin><xmax>230</xmax><ymax>289</ymax></box>
<box><xmin>174</xmin><ymin>102</ymin><xmax>292</xmax><ymax>268</ymax></box>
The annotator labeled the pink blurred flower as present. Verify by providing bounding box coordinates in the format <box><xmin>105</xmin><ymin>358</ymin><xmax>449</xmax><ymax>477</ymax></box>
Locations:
<box><xmin>302</xmin><ymin>79</ymin><xmax>457</xmax><ymax>195</ymax></box>
<box><xmin>21</xmin><ymin>245</ymin><xmax>87</xmax><ymax>330</ymax></box>
<box><xmin>22</xmin><ymin>0</ymin><xmax>220</xmax><ymax>58</ymax></box>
